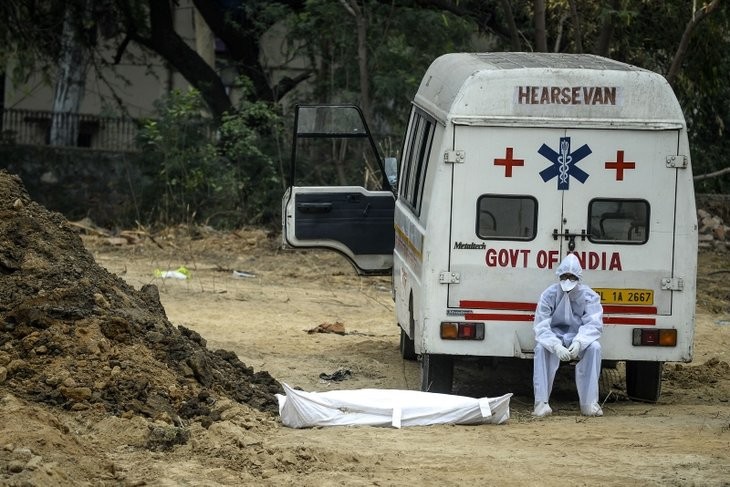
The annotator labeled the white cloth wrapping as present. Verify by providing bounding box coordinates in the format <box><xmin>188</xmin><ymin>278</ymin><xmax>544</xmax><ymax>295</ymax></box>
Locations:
<box><xmin>276</xmin><ymin>383</ymin><xmax>512</xmax><ymax>429</ymax></box>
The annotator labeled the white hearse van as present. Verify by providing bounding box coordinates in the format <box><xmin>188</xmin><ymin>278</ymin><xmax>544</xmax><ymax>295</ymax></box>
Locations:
<box><xmin>282</xmin><ymin>52</ymin><xmax>698</xmax><ymax>402</ymax></box>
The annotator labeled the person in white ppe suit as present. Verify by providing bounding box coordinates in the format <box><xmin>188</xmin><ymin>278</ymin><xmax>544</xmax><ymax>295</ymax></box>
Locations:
<box><xmin>532</xmin><ymin>253</ymin><xmax>604</xmax><ymax>417</ymax></box>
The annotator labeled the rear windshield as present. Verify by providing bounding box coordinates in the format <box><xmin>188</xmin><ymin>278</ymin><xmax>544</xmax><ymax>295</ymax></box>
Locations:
<box><xmin>476</xmin><ymin>195</ymin><xmax>537</xmax><ymax>240</ymax></box>
<box><xmin>588</xmin><ymin>198</ymin><xmax>650</xmax><ymax>244</ymax></box>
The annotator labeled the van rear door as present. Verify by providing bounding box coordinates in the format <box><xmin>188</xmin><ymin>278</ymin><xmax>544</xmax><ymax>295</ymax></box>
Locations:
<box><xmin>282</xmin><ymin>105</ymin><xmax>395</xmax><ymax>275</ymax></box>
<box><xmin>559</xmin><ymin>128</ymin><xmax>680</xmax><ymax>316</ymax></box>
<box><xmin>447</xmin><ymin>125</ymin><xmax>679</xmax><ymax>318</ymax></box>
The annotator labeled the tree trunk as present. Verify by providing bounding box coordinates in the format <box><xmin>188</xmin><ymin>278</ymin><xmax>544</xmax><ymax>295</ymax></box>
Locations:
<box><xmin>594</xmin><ymin>0</ymin><xmax>619</xmax><ymax>57</ymax></box>
<box><xmin>534</xmin><ymin>0</ymin><xmax>547</xmax><ymax>52</ymax></box>
<box><xmin>50</xmin><ymin>3</ymin><xmax>90</xmax><ymax>146</ymax></box>
<box><xmin>666</xmin><ymin>0</ymin><xmax>720</xmax><ymax>87</ymax></box>
<box><xmin>130</xmin><ymin>0</ymin><xmax>232</xmax><ymax>120</ymax></box>
<box><xmin>191</xmin><ymin>0</ymin><xmax>310</xmax><ymax>103</ymax></box>
<box><xmin>341</xmin><ymin>0</ymin><xmax>373</xmax><ymax>127</ymax></box>
<box><xmin>499</xmin><ymin>0</ymin><xmax>522</xmax><ymax>51</ymax></box>
<box><xmin>553</xmin><ymin>11</ymin><xmax>569</xmax><ymax>52</ymax></box>
<box><xmin>568</xmin><ymin>0</ymin><xmax>583</xmax><ymax>53</ymax></box>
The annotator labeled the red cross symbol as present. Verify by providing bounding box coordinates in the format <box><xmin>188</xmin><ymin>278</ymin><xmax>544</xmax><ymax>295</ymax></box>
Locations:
<box><xmin>605</xmin><ymin>150</ymin><xmax>636</xmax><ymax>181</ymax></box>
<box><xmin>494</xmin><ymin>147</ymin><xmax>524</xmax><ymax>177</ymax></box>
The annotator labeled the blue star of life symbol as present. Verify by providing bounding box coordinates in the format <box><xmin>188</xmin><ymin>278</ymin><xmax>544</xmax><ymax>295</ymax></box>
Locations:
<box><xmin>538</xmin><ymin>137</ymin><xmax>592</xmax><ymax>190</ymax></box>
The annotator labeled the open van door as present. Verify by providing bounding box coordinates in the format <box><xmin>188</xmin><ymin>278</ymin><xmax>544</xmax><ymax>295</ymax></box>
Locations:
<box><xmin>282</xmin><ymin>105</ymin><xmax>396</xmax><ymax>275</ymax></box>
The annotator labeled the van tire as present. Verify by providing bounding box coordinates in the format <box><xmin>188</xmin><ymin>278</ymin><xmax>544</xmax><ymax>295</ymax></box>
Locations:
<box><xmin>625</xmin><ymin>360</ymin><xmax>663</xmax><ymax>403</ymax></box>
<box><xmin>420</xmin><ymin>354</ymin><xmax>453</xmax><ymax>394</ymax></box>
<box><xmin>599</xmin><ymin>366</ymin><xmax>623</xmax><ymax>402</ymax></box>
<box><xmin>400</xmin><ymin>328</ymin><xmax>416</xmax><ymax>361</ymax></box>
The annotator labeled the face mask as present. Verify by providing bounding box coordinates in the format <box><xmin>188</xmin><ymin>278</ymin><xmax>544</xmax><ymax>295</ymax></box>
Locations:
<box><xmin>560</xmin><ymin>279</ymin><xmax>578</xmax><ymax>292</ymax></box>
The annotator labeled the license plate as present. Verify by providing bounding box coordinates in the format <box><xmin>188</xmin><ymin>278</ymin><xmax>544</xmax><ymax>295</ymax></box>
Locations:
<box><xmin>593</xmin><ymin>288</ymin><xmax>654</xmax><ymax>305</ymax></box>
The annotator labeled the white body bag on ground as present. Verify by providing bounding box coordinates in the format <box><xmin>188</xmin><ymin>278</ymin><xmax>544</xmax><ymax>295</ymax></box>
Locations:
<box><xmin>277</xmin><ymin>383</ymin><xmax>512</xmax><ymax>428</ymax></box>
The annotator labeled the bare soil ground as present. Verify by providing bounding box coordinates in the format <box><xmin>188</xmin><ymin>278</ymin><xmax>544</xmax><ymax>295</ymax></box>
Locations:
<box><xmin>1</xmin><ymin>170</ymin><xmax>729</xmax><ymax>486</ymax></box>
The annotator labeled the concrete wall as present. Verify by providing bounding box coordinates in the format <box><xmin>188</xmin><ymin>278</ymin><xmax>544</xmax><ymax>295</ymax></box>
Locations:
<box><xmin>0</xmin><ymin>145</ymin><xmax>150</xmax><ymax>227</ymax></box>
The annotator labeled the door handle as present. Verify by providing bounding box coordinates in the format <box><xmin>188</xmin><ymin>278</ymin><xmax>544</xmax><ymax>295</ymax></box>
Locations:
<box><xmin>297</xmin><ymin>202</ymin><xmax>333</xmax><ymax>213</ymax></box>
<box><xmin>552</xmin><ymin>228</ymin><xmax>586</xmax><ymax>251</ymax></box>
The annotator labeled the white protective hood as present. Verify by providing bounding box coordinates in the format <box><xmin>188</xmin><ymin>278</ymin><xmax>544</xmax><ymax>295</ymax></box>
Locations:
<box><xmin>277</xmin><ymin>383</ymin><xmax>512</xmax><ymax>428</ymax></box>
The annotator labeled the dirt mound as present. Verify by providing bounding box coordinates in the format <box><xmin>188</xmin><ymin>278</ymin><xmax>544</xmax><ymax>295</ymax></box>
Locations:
<box><xmin>664</xmin><ymin>357</ymin><xmax>730</xmax><ymax>389</ymax></box>
<box><xmin>0</xmin><ymin>170</ymin><xmax>281</xmax><ymax>434</ymax></box>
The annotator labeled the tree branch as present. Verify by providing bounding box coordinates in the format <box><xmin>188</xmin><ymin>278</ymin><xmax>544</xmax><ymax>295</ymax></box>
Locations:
<box><xmin>694</xmin><ymin>166</ymin><xmax>730</xmax><ymax>182</ymax></box>
<box><xmin>112</xmin><ymin>35</ymin><xmax>131</xmax><ymax>65</ymax></box>
<box><xmin>130</xmin><ymin>1</ymin><xmax>233</xmax><ymax>119</ymax></box>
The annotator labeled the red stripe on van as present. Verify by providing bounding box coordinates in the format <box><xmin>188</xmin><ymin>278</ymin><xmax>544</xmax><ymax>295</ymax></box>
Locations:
<box><xmin>460</xmin><ymin>301</ymin><xmax>658</xmax><ymax>316</ymax></box>
<box><xmin>464</xmin><ymin>313</ymin><xmax>655</xmax><ymax>326</ymax></box>
<box><xmin>603</xmin><ymin>316</ymin><xmax>656</xmax><ymax>325</ymax></box>
<box><xmin>602</xmin><ymin>305</ymin><xmax>657</xmax><ymax>314</ymax></box>
<box><xmin>460</xmin><ymin>300</ymin><xmax>536</xmax><ymax>311</ymax></box>
<box><xmin>464</xmin><ymin>313</ymin><xmax>535</xmax><ymax>321</ymax></box>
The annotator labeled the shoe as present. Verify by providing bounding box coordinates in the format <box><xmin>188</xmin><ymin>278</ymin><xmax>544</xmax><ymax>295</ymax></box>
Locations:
<box><xmin>532</xmin><ymin>402</ymin><xmax>552</xmax><ymax>417</ymax></box>
<box><xmin>580</xmin><ymin>403</ymin><xmax>603</xmax><ymax>416</ymax></box>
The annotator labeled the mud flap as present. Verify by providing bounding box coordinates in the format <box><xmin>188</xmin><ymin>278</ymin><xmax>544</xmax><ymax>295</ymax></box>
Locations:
<box><xmin>420</xmin><ymin>354</ymin><xmax>454</xmax><ymax>394</ymax></box>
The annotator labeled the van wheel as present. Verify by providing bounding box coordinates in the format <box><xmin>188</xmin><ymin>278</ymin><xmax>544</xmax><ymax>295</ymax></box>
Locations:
<box><xmin>626</xmin><ymin>360</ymin><xmax>663</xmax><ymax>403</ymax></box>
<box><xmin>400</xmin><ymin>328</ymin><xmax>416</xmax><ymax>361</ymax></box>
<box><xmin>420</xmin><ymin>354</ymin><xmax>453</xmax><ymax>394</ymax></box>
<box><xmin>599</xmin><ymin>366</ymin><xmax>623</xmax><ymax>402</ymax></box>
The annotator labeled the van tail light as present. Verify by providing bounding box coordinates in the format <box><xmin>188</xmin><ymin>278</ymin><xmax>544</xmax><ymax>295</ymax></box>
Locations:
<box><xmin>441</xmin><ymin>322</ymin><xmax>484</xmax><ymax>340</ymax></box>
<box><xmin>632</xmin><ymin>328</ymin><xmax>677</xmax><ymax>346</ymax></box>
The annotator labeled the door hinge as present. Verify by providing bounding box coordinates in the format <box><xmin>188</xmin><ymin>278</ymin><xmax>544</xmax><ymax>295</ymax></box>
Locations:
<box><xmin>444</xmin><ymin>150</ymin><xmax>465</xmax><ymax>164</ymax></box>
<box><xmin>439</xmin><ymin>271</ymin><xmax>461</xmax><ymax>284</ymax></box>
<box><xmin>665</xmin><ymin>155</ymin><xmax>688</xmax><ymax>168</ymax></box>
<box><xmin>661</xmin><ymin>277</ymin><xmax>684</xmax><ymax>291</ymax></box>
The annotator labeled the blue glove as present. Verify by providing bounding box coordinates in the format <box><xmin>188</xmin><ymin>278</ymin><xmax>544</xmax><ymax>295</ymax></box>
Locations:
<box><xmin>568</xmin><ymin>341</ymin><xmax>581</xmax><ymax>360</ymax></box>
<box><xmin>555</xmin><ymin>344</ymin><xmax>572</xmax><ymax>361</ymax></box>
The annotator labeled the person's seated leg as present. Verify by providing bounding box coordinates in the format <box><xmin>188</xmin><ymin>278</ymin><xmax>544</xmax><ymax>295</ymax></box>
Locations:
<box><xmin>576</xmin><ymin>341</ymin><xmax>603</xmax><ymax>416</ymax></box>
<box><xmin>533</xmin><ymin>344</ymin><xmax>560</xmax><ymax>417</ymax></box>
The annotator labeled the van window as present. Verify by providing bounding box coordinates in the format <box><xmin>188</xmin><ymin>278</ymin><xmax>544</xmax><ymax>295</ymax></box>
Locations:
<box><xmin>292</xmin><ymin>105</ymin><xmax>384</xmax><ymax>190</ymax></box>
<box><xmin>588</xmin><ymin>199</ymin><xmax>650</xmax><ymax>244</ymax></box>
<box><xmin>399</xmin><ymin>109</ymin><xmax>434</xmax><ymax>214</ymax></box>
<box><xmin>476</xmin><ymin>195</ymin><xmax>537</xmax><ymax>240</ymax></box>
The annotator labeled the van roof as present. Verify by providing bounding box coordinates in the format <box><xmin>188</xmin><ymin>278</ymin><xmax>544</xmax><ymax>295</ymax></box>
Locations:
<box><xmin>414</xmin><ymin>52</ymin><xmax>685</xmax><ymax>129</ymax></box>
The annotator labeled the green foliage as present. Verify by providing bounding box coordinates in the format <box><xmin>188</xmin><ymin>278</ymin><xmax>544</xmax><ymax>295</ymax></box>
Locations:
<box><xmin>672</xmin><ymin>6</ymin><xmax>730</xmax><ymax>192</ymax></box>
<box><xmin>287</xmin><ymin>0</ymin><xmax>478</xmax><ymax>179</ymax></box>
<box><xmin>137</xmin><ymin>83</ymin><xmax>282</xmax><ymax>228</ymax></box>
<box><xmin>218</xmin><ymin>77</ymin><xmax>284</xmax><ymax>225</ymax></box>
<box><xmin>286</xmin><ymin>0</ymin><xmax>476</xmax><ymax>167</ymax></box>
<box><xmin>285</xmin><ymin>0</ymin><xmax>729</xmax><ymax>191</ymax></box>
<box><xmin>368</xmin><ymin>5</ymin><xmax>474</xmax><ymax>136</ymax></box>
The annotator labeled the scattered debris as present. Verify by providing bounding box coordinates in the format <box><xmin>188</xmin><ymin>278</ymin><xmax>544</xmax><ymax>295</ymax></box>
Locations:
<box><xmin>319</xmin><ymin>368</ymin><xmax>352</xmax><ymax>382</ymax></box>
<box><xmin>232</xmin><ymin>270</ymin><xmax>256</xmax><ymax>279</ymax></box>
<box><xmin>307</xmin><ymin>322</ymin><xmax>346</xmax><ymax>335</ymax></box>
<box><xmin>154</xmin><ymin>266</ymin><xmax>192</xmax><ymax>280</ymax></box>
<box><xmin>106</xmin><ymin>237</ymin><xmax>129</xmax><ymax>246</ymax></box>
